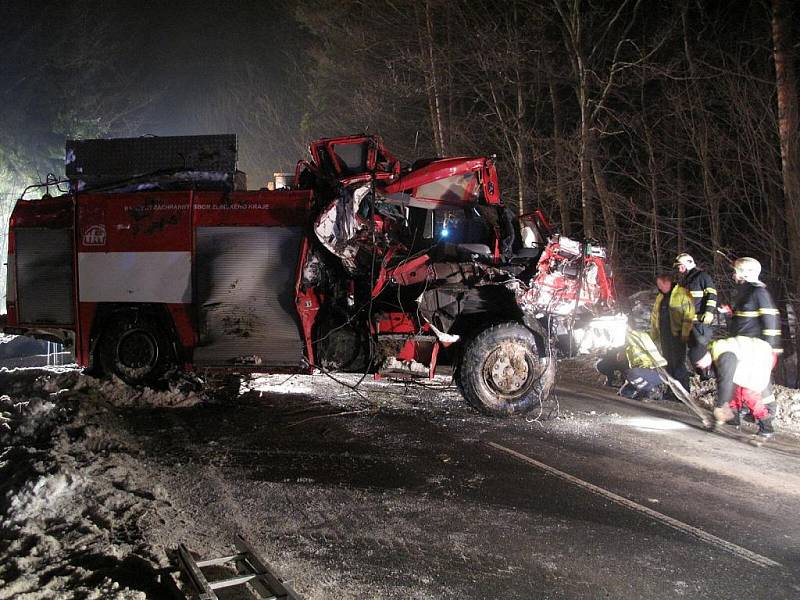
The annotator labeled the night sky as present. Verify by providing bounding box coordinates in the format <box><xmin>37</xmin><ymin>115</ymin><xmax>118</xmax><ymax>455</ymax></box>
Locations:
<box><xmin>0</xmin><ymin>1</ymin><xmax>304</xmax><ymax>184</ymax></box>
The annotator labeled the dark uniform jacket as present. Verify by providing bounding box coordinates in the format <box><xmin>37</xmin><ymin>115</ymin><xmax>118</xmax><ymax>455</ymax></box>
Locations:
<box><xmin>684</xmin><ymin>268</ymin><xmax>717</xmax><ymax>322</ymax></box>
<box><xmin>731</xmin><ymin>282</ymin><xmax>782</xmax><ymax>353</ymax></box>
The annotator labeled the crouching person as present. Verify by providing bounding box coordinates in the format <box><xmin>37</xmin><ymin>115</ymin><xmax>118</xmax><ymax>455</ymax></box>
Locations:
<box><xmin>617</xmin><ymin>330</ymin><xmax>668</xmax><ymax>401</ymax></box>
<box><xmin>696</xmin><ymin>336</ymin><xmax>777</xmax><ymax>438</ymax></box>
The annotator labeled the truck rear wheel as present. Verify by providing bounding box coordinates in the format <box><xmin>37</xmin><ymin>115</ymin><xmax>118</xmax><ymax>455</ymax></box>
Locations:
<box><xmin>98</xmin><ymin>314</ymin><xmax>174</xmax><ymax>386</ymax></box>
<box><xmin>458</xmin><ymin>322</ymin><xmax>554</xmax><ymax>417</ymax></box>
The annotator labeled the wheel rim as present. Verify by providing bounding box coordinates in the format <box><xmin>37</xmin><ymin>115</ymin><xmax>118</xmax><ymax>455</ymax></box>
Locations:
<box><xmin>482</xmin><ymin>340</ymin><xmax>535</xmax><ymax>398</ymax></box>
<box><xmin>116</xmin><ymin>329</ymin><xmax>158</xmax><ymax>372</ymax></box>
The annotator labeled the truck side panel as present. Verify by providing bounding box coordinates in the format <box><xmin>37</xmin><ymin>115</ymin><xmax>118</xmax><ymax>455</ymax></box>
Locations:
<box><xmin>7</xmin><ymin>197</ymin><xmax>76</xmax><ymax>340</ymax></box>
<box><xmin>191</xmin><ymin>191</ymin><xmax>312</xmax><ymax>368</ymax></box>
<box><xmin>76</xmin><ymin>192</ymin><xmax>193</xmax><ymax>303</ymax></box>
<box><xmin>15</xmin><ymin>227</ymin><xmax>75</xmax><ymax>325</ymax></box>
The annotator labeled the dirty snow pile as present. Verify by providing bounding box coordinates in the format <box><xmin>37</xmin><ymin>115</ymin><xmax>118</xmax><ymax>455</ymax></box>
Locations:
<box><xmin>0</xmin><ymin>368</ymin><xmax>205</xmax><ymax>599</ymax></box>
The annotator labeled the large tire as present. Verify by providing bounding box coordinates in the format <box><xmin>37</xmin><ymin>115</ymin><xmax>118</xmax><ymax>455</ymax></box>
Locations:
<box><xmin>98</xmin><ymin>313</ymin><xmax>174</xmax><ymax>386</ymax></box>
<box><xmin>314</xmin><ymin>316</ymin><xmax>369</xmax><ymax>372</ymax></box>
<box><xmin>458</xmin><ymin>322</ymin><xmax>555</xmax><ymax>417</ymax></box>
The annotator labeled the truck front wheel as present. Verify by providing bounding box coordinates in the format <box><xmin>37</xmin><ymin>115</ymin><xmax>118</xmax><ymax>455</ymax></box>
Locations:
<box><xmin>98</xmin><ymin>314</ymin><xmax>174</xmax><ymax>386</ymax></box>
<box><xmin>458</xmin><ymin>323</ymin><xmax>555</xmax><ymax>416</ymax></box>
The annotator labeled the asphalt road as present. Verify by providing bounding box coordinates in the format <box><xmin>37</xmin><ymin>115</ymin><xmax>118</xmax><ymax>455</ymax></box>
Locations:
<box><xmin>122</xmin><ymin>373</ymin><xmax>800</xmax><ymax>599</ymax></box>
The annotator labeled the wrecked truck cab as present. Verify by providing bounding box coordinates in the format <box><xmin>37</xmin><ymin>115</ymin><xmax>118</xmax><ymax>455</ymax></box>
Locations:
<box><xmin>298</xmin><ymin>135</ymin><xmax>619</xmax><ymax>416</ymax></box>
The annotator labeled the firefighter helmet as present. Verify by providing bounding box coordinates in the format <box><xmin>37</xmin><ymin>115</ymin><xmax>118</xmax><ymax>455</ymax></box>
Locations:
<box><xmin>733</xmin><ymin>257</ymin><xmax>761</xmax><ymax>283</ymax></box>
<box><xmin>674</xmin><ymin>253</ymin><xmax>696</xmax><ymax>272</ymax></box>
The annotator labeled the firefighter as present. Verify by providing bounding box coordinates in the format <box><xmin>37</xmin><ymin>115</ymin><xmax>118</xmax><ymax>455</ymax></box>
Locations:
<box><xmin>596</xmin><ymin>329</ymin><xmax>667</xmax><ymax>399</ymax></box>
<box><xmin>674</xmin><ymin>253</ymin><xmax>718</xmax><ymax>367</ymax></box>
<box><xmin>696</xmin><ymin>336</ymin><xmax>776</xmax><ymax>437</ymax></box>
<box><xmin>619</xmin><ymin>329</ymin><xmax>668</xmax><ymax>400</ymax></box>
<box><xmin>650</xmin><ymin>274</ymin><xmax>695</xmax><ymax>393</ymax></box>
<box><xmin>728</xmin><ymin>257</ymin><xmax>782</xmax><ymax>355</ymax></box>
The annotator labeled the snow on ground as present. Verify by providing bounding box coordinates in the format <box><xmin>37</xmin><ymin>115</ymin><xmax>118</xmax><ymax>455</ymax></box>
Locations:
<box><xmin>1</xmin><ymin>361</ymin><xmax>799</xmax><ymax>598</ymax></box>
<box><xmin>0</xmin><ymin>368</ymin><xmax>206</xmax><ymax>599</ymax></box>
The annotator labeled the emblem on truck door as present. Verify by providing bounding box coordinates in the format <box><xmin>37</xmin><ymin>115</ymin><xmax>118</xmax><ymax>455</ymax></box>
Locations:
<box><xmin>83</xmin><ymin>224</ymin><xmax>107</xmax><ymax>246</ymax></box>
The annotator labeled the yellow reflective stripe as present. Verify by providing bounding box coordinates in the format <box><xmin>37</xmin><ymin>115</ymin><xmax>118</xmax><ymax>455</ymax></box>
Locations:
<box><xmin>759</xmin><ymin>308</ymin><xmax>780</xmax><ymax>315</ymax></box>
<box><xmin>735</xmin><ymin>311</ymin><xmax>759</xmax><ymax>317</ymax></box>
<box><xmin>774</xmin><ymin>348</ymin><xmax>784</xmax><ymax>354</ymax></box>
<box><xmin>704</xmin><ymin>287</ymin><xmax>717</xmax><ymax>295</ymax></box>
<box><xmin>706</xmin><ymin>300</ymin><xmax>717</xmax><ymax>306</ymax></box>
<box><xmin>689</xmin><ymin>290</ymin><xmax>704</xmax><ymax>297</ymax></box>
<box><xmin>762</xmin><ymin>329</ymin><xmax>781</xmax><ymax>336</ymax></box>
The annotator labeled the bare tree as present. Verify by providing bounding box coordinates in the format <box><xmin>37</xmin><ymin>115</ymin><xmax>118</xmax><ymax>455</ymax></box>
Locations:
<box><xmin>771</xmin><ymin>0</ymin><xmax>800</xmax><ymax>354</ymax></box>
<box><xmin>550</xmin><ymin>0</ymin><xmax>644</xmax><ymax>239</ymax></box>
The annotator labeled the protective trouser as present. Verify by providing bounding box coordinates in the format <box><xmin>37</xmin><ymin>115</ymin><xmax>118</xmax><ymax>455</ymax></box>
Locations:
<box><xmin>715</xmin><ymin>351</ymin><xmax>775</xmax><ymax>420</ymax></box>
<box><xmin>728</xmin><ymin>386</ymin><xmax>775</xmax><ymax>421</ymax></box>
<box><xmin>662</xmin><ymin>336</ymin><xmax>690</xmax><ymax>392</ymax></box>
<box><xmin>624</xmin><ymin>367</ymin><xmax>663</xmax><ymax>394</ymax></box>
<box><xmin>688</xmin><ymin>322</ymin><xmax>713</xmax><ymax>366</ymax></box>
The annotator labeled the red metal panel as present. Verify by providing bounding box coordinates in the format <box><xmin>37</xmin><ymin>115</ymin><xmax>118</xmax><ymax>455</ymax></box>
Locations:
<box><xmin>375</xmin><ymin>312</ymin><xmax>419</xmax><ymax>335</ymax></box>
<box><xmin>383</xmin><ymin>157</ymin><xmax>486</xmax><ymax>195</ymax></box>
<box><xmin>166</xmin><ymin>303</ymin><xmax>197</xmax><ymax>351</ymax></box>
<box><xmin>389</xmin><ymin>255</ymin><xmax>432</xmax><ymax>287</ymax></box>
<box><xmin>77</xmin><ymin>192</ymin><xmax>192</xmax><ymax>253</ymax></box>
<box><xmin>77</xmin><ymin>302</ymin><xmax>97</xmax><ymax>367</ymax></box>
<box><xmin>294</xmin><ymin>237</ymin><xmax>320</xmax><ymax>368</ymax></box>
<box><xmin>192</xmin><ymin>190</ymin><xmax>312</xmax><ymax>227</ymax></box>
<box><xmin>11</xmin><ymin>196</ymin><xmax>73</xmax><ymax>228</ymax></box>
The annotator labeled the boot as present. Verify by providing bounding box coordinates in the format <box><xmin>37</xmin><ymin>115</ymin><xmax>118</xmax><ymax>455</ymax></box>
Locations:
<box><xmin>757</xmin><ymin>418</ymin><xmax>775</xmax><ymax>439</ymax></box>
<box><xmin>713</xmin><ymin>406</ymin><xmax>735</xmax><ymax>427</ymax></box>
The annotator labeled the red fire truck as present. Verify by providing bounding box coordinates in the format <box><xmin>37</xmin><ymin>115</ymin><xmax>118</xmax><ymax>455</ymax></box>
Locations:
<box><xmin>2</xmin><ymin>134</ymin><xmax>619</xmax><ymax>416</ymax></box>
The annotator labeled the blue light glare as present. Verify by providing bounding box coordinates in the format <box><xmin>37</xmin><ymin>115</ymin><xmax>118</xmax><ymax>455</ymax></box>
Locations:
<box><xmin>440</xmin><ymin>228</ymin><xmax>449</xmax><ymax>238</ymax></box>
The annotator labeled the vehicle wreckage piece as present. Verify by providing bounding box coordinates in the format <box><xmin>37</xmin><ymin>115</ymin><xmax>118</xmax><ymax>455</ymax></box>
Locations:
<box><xmin>4</xmin><ymin>133</ymin><xmax>619</xmax><ymax>418</ymax></box>
<box><xmin>516</xmin><ymin>234</ymin><xmax>613</xmax><ymax>317</ymax></box>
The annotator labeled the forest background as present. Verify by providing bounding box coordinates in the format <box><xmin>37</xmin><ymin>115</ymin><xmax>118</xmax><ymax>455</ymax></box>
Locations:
<box><xmin>1</xmin><ymin>0</ymin><xmax>799</xmax><ymax>365</ymax></box>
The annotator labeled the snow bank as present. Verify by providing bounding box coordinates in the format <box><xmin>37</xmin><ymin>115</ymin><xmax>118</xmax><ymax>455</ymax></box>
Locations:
<box><xmin>0</xmin><ymin>367</ymin><xmax>203</xmax><ymax>599</ymax></box>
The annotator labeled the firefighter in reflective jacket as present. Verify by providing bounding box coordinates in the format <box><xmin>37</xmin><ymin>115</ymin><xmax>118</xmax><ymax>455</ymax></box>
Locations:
<box><xmin>729</xmin><ymin>257</ymin><xmax>782</xmax><ymax>355</ymax></box>
<box><xmin>650</xmin><ymin>275</ymin><xmax>695</xmax><ymax>392</ymax></box>
<box><xmin>674</xmin><ymin>253</ymin><xmax>717</xmax><ymax>365</ymax></box>
<box><xmin>620</xmin><ymin>330</ymin><xmax>668</xmax><ymax>399</ymax></box>
<box><xmin>697</xmin><ymin>336</ymin><xmax>776</xmax><ymax>437</ymax></box>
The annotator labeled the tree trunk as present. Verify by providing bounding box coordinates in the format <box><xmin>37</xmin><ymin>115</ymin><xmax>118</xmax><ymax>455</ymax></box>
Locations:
<box><xmin>512</xmin><ymin>1</ymin><xmax>526</xmax><ymax>215</ymax></box>
<box><xmin>676</xmin><ymin>164</ymin><xmax>686</xmax><ymax>254</ymax></box>
<box><xmin>642</xmin><ymin>106</ymin><xmax>661</xmax><ymax>272</ymax></box>
<box><xmin>424</xmin><ymin>0</ymin><xmax>446</xmax><ymax>155</ymax></box>
<box><xmin>549</xmin><ymin>77</ymin><xmax>571</xmax><ymax>235</ymax></box>
<box><xmin>578</xmin><ymin>98</ymin><xmax>595</xmax><ymax>239</ymax></box>
<box><xmin>592</xmin><ymin>155</ymin><xmax>617</xmax><ymax>273</ymax></box>
<box><xmin>772</xmin><ymin>0</ymin><xmax>800</xmax><ymax>370</ymax></box>
<box><xmin>700</xmin><ymin>148</ymin><xmax>724</xmax><ymax>279</ymax></box>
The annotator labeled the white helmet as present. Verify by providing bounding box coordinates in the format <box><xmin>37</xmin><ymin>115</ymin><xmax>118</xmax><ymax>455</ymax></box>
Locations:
<box><xmin>674</xmin><ymin>253</ymin><xmax>696</xmax><ymax>272</ymax></box>
<box><xmin>733</xmin><ymin>257</ymin><xmax>761</xmax><ymax>283</ymax></box>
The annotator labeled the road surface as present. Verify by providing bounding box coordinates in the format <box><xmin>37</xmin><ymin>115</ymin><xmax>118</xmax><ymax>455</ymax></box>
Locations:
<box><xmin>117</xmin><ymin>372</ymin><xmax>800</xmax><ymax>599</ymax></box>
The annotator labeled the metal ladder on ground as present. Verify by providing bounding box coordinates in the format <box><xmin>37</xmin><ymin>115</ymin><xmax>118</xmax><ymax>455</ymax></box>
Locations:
<box><xmin>176</xmin><ymin>533</ymin><xmax>302</xmax><ymax>600</ymax></box>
